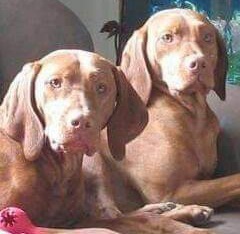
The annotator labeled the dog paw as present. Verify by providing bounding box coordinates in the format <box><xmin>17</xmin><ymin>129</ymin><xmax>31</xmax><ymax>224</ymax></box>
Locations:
<box><xmin>136</xmin><ymin>202</ymin><xmax>180</xmax><ymax>214</ymax></box>
<box><xmin>99</xmin><ymin>206</ymin><xmax>122</xmax><ymax>219</ymax></box>
<box><xmin>182</xmin><ymin>205</ymin><xmax>214</xmax><ymax>226</ymax></box>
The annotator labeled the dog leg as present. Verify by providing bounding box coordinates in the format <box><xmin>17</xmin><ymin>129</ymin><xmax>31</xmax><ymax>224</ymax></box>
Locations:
<box><xmin>127</xmin><ymin>202</ymin><xmax>178</xmax><ymax>215</ymax></box>
<box><xmin>83</xmin><ymin>153</ymin><xmax>121</xmax><ymax>219</ymax></box>
<box><xmin>172</xmin><ymin>174</ymin><xmax>240</xmax><ymax>207</ymax></box>
<box><xmin>127</xmin><ymin>202</ymin><xmax>213</xmax><ymax>226</ymax></box>
<box><xmin>79</xmin><ymin>213</ymin><xmax>215</xmax><ymax>234</ymax></box>
<box><xmin>161</xmin><ymin>204</ymin><xmax>213</xmax><ymax>226</ymax></box>
<box><xmin>32</xmin><ymin>227</ymin><xmax>121</xmax><ymax>234</ymax></box>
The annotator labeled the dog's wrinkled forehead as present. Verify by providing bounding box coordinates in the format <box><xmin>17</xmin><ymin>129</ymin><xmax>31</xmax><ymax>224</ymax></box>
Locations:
<box><xmin>39</xmin><ymin>50</ymin><xmax>113</xmax><ymax>81</ymax></box>
<box><xmin>148</xmin><ymin>9</ymin><xmax>215</xmax><ymax>37</ymax></box>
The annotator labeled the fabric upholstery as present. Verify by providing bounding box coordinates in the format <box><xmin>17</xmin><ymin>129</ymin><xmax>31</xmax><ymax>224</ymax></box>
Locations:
<box><xmin>0</xmin><ymin>0</ymin><xmax>94</xmax><ymax>100</ymax></box>
<box><xmin>208</xmin><ymin>84</ymin><xmax>240</xmax><ymax>233</ymax></box>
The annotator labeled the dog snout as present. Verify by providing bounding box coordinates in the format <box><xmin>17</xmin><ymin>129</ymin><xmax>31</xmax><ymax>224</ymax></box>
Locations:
<box><xmin>185</xmin><ymin>56</ymin><xmax>206</xmax><ymax>73</ymax></box>
<box><xmin>68</xmin><ymin>110</ymin><xmax>93</xmax><ymax>130</ymax></box>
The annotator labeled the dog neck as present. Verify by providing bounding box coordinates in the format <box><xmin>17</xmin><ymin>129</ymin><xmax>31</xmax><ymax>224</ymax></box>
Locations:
<box><xmin>151</xmin><ymin>82</ymin><xmax>208</xmax><ymax>116</ymax></box>
<box><xmin>36</xmin><ymin>146</ymin><xmax>84</xmax><ymax>186</ymax></box>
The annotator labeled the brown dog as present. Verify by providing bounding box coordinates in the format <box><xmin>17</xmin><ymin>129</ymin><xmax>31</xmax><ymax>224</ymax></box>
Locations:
<box><xmin>83</xmin><ymin>8</ymin><xmax>239</xmax><ymax>225</ymax></box>
<box><xmin>0</xmin><ymin>49</ymin><xmax>214</xmax><ymax>234</ymax></box>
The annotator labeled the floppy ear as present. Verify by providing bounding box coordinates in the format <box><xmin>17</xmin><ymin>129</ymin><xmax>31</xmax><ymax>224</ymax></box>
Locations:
<box><xmin>120</xmin><ymin>27</ymin><xmax>152</xmax><ymax>104</ymax></box>
<box><xmin>107</xmin><ymin>67</ymin><xmax>148</xmax><ymax>160</ymax></box>
<box><xmin>214</xmin><ymin>28</ymin><xmax>228</xmax><ymax>100</ymax></box>
<box><xmin>0</xmin><ymin>62</ymin><xmax>44</xmax><ymax>161</ymax></box>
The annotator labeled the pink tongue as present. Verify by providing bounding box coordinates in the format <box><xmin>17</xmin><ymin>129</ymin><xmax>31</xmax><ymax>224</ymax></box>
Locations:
<box><xmin>0</xmin><ymin>207</ymin><xmax>36</xmax><ymax>234</ymax></box>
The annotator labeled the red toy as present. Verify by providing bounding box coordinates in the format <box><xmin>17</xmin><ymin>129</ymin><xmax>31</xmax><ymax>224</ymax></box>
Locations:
<box><xmin>0</xmin><ymin>207</ymin><xmax>119</xmax><ymax>234</ymax></box>
<box><xmin>0</xmin><ymin>207</ymin><xmax>40</xmax><ymax>234</ymax></box>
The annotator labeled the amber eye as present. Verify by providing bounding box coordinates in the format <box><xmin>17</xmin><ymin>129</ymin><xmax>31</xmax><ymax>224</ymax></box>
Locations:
<box><xmin>49</xmin><ymin>78</ymin><xmax>61</xmax><ymax>88</ymax></box>
<box><xmin>204</xmin><ymin>33</ymin><xmax>213</xmax><ymax>43</ymax></box>
<box><xmin>96</xmin><ymin>83</ymin><xmax>107</xmax><ymax>94</ymax></box>
<box><xmin>161</xmin><ymin>33</ymin><xmax>173</xmax><ymax>43</ymax></box>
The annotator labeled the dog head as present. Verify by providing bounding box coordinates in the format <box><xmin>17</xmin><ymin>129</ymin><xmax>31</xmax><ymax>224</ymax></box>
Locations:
<box><xmin>121</xmin><ymin>9</ymin><xmax>228</xmax><ymax>103</ymax></box>
<box><xmin>0</xmin><ymin>50</ymin><xmax>148</xmax><ymax>160</ymax></box>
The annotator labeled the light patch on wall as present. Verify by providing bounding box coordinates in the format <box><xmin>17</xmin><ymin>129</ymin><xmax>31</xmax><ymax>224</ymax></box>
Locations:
<box><xmin>58</xmin><ymin>0</ymin><xmax>119</xmax><ymax>63</ymax></box>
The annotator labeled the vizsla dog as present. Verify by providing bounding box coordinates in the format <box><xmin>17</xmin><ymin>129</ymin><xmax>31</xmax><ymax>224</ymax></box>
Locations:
<box><xmin>83</xmin><ymin>8</ymin><xmax>239</xmax><ymax>225</ymax></box>
<box><xmin>0</xmin><ymin>49</ymin><xmax>214</xmax><ymax>234</ymax></box>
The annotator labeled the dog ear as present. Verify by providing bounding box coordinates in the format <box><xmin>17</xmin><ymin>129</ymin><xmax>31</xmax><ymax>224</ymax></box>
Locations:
<box><xmin>1</xmin><ymin>62</ymin><xmax>44</xmax><ymax>161</ymax></box>
<box><xmin>214</xmin><ymin>28</ymin><xmax>228</xmax><ymax>100</ymax></box>
<box><xmin>107</xmin><ymin>67</ymin><xmax>148</xmax><ymax>160</ymax></box>
<box><xmin>120</xmin><ymin>27</ymin><xmax>152</xmax><ymax>104</ymax></box>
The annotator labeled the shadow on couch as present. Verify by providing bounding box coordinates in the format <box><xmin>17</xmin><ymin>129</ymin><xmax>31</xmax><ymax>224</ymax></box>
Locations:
<box><xmin>208</xmin><ymin>84</ymin><xmax>240</xmax><ymax>234</ymax></box>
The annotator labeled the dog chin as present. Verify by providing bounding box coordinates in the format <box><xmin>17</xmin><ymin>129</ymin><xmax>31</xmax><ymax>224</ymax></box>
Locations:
<box><xmin>168</xmin><ymin>80</ymin><xmax>210</xmax><ymax>96</ymax></box>
<box><xmin>49</xmin><ymin>139</ymin><xmax>96</xmax><ymax>156</ymax></box>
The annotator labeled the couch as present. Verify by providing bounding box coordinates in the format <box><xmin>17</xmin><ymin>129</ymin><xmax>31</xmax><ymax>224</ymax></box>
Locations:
<box><xmin>207</xmin><ymin>84</ymin><xmax>240</xmax><ymax>234</ymax></box>
<box><xmin>0</xmin><ymin>0</ymin><xmax>93</xmax><ymax>101</ymax></box>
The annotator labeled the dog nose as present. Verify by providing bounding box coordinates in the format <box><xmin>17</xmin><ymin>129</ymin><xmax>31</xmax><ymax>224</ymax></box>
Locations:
<box><xmin>186</xmin><ymin>56</ymin><xmax>206</xmax><ymax>72</ymax></box>
<box><xmin>68</xmin><ymin>111</ymin><xmax>92</xmax><ymax>129</ymax></box>
<box><xmin>70</xmin><ymin>117</ymin><xmax>92</xmax><ymax>129</ymax></box>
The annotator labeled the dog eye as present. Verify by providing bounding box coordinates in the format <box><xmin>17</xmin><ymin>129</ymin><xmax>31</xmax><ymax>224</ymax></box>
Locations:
<box><xmin>96</xmin><ymin>83</ymin><xmax>107</xmax><ymax>94</ymax></box>
<box><xmin>49</xmin><ymin>78</ymin><xmax>61</xmax><ymax>88</ymax></box>
<box><xmin>161</xmin><ymin>33</ymin><xmax>173</xmax><ymax>43</ymax></box>
<box><xmin>203</xmin><ymin>33</ymin><xmax>213</xmax><ymax>43</ymax></box>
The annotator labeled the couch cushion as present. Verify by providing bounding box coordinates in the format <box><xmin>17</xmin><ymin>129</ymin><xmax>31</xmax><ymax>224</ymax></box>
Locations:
<box><xmin>207</xmin><ymin>85</ymin><xmax>240</xmax><ymax>233</ymax></box>
<box><xmin>208</xmin><ymin>84</ymin><xmax>240</xmax><ymax>176</ymax></box>
<box><xmin>209</xmin><ymin>208</ymin><xmax>240</xmax><ymax>234</ymax></box>
<box><xmin>0</xmin><ymin>0</ymin><xmax>94</xmax><ymax>100</ymax></box>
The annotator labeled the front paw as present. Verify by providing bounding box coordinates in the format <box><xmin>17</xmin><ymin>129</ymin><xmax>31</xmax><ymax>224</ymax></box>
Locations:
<box><xmin>170</xmin><ymin>204</ymin><xmax>214</xmax><ymax>226</ymax></box>
<box><xmin>184</xmin><ymin>205</ymin><xmax>213</xmax><ymax>226</ymax></box>
<box><xmin>131</xmin><ymin>202</ymin><xmax>179</xmax><ymax>215</ymax></box>
<box><xmin>98</xmin><ymin>206</ymin><xmax>122</xmax><ymax>219</ymax></box>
